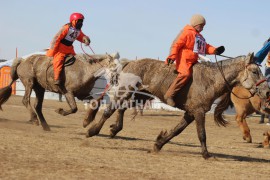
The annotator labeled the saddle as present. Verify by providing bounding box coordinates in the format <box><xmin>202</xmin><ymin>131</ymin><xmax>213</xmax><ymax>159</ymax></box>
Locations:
<box><xmin>64</xmin><ymin>54</ymin><xmax>76</xmax><ymax>67</ymax></box>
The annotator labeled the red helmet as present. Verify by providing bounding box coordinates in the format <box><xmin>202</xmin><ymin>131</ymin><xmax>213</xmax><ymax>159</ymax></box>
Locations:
<box><xmin>70</xmin><ymin>13</ymin><xmax>84</xmax><ymax>22</ymax></box>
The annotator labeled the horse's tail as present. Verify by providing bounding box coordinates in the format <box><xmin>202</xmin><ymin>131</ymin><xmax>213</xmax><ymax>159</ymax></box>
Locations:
<box><xmin>10</xmin><ymin>57</ymin><xmax>22</xmax><ymax>80</ymax></box>
<box><xmin>214</xmin><ymin>92</ymin><xmax>232</xmax><ymax>127</ymax></box>
<box><xmin>0</xmin><ymin>58</ymin><xmax>22</xmax><ymax>110</ymax></box>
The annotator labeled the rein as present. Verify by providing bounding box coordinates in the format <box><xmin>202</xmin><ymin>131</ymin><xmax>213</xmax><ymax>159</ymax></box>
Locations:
<box><xmin>80</xmin><ymin>43</ymin><xmax>113</xmax><ymax>99</ymax></box>
<box><xmin>80</xmin><ymin>43</ymin><xmax>105</xmax><ymax>68</ymax></box>
<box><xmin>217</xmin><ymin>54</ymin><xmax>234</xmax><ymax>59</ymax></box>
<box><xmin>214</xmin><ymin>55</ymin><xmax>259</xmax><ymax>99</ymax></box>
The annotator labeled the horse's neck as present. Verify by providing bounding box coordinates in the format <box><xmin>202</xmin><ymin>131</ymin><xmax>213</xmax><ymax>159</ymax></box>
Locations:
<box><xmin>205</xmin><ymin>60</ymin><xmax>245</xmax><ymax>95</ymax></box>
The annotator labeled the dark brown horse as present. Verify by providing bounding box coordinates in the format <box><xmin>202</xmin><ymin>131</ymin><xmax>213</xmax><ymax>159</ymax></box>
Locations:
<box><xmin>0</xmin><ymin>53</ymin><xmax>119</xmax><ymax>131</ymax></box>
<box><xmin>214</xmin><ymin>86</ymin><xmax>270</xmax><ymax>143</ymax></box>
<box><xmin>84</xmin><ymin>53</ymin><xmax>270</xmax><ymax>159</ymax></box>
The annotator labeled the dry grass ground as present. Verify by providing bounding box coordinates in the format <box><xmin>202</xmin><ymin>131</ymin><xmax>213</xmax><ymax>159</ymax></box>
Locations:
<box><xmin>0</xmin><ymin>95</ymin><xmax>270</xmax><ymax>180</ymax></box>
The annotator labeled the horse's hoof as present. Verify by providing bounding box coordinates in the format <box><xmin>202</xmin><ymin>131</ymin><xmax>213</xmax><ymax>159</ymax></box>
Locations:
<box><xmin>109</xmin><ymin>124</ymin><xmax>119</xmax><ymax>138</ymax></box>
<box><xmin>86</xmin><ymin>127</ymin><xmax>99</xmax><ymax>138</ymax></box>
<box><xmin>109</xmin><ymin>131</ymin><xmax>117</xmax><ymax>138</ymax></box>
<box><xmin>55</xmin><ymin>108</ymin><xmax>63</xmax><ymax>114</ymax></box>
<box><xmin>202</xmin><ymin>152</ymin><xmax>212</xmax><ymax>159</ymax></box>
<box><xmin>55</xmin><ymin>108</ymin><xmax>66</xmax><ymax>116</ymax></box>
<box><xmin>243</xmin><ymin>136</ymin><xmax>252</xmax><ymax>143</ymax></box>
<box><xmin>28</xmin><ymin>119</ymin><xmax>39</xmax><ymax>126</ymax></box>
<box><xmin>146</xmin><ymin>145</ymin><xmax>161</xmax><ymax>154</ymax></box>
<box><xmin>83</xmin><ymin>119</ymin><xmax>91</xmax><ymax>128</ymax></box>
<box><xmin>246</xmin><ymin>137</ymin><xmax>252</xmax><ymax>143</ymax></box>
<box><xmin>205</xmin><ymin>156</ymin><xmax>218</xmax><ymax>161</ymax></box>
<box><xmin>86</xmin><ymin>131</ymin><xmax>97</xmax><ymax>138</ymax></box>
<box><xmin>152</xmin><ymin>143</ymin><xmax>162</xmax><ymax>153</ymax></box>
<box><xmin>41</xmin><ymin>123</ymin><xmax>51</xmax><ymax>131</ymax></box>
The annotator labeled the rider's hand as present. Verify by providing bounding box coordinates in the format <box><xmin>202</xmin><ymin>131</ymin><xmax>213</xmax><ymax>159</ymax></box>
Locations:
<box><xmin>215</xmin><ymin>46</ymin><xmax>225</xmax><ymax>55</ymax></box>
<box><xmin>173</xmin><ymin>69</ymin><xmax>179</xmax><ymax>74</ymax></box>
<box><xmin>167</xmin><ymin>58</ymin><xmax>175</xmax><ymax>66</ymax></box>
<box><xmin>83</xmin><ymin>36</ymin><xmax>91</xmax><ymax>46</ymax></box>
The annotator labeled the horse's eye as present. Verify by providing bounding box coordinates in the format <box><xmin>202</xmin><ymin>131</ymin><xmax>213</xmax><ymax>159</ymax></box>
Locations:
<box><xmin>252</xmin><ymin>70</ymin><xmax>259</xmax><ymax>75</ymax></box>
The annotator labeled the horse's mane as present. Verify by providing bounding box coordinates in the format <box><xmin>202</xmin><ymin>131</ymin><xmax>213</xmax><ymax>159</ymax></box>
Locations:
<box><xmin>136</xmin><ymin>56</ymin><xmax>247</xmax><ymax>70</ymax></box>
<box><xmin>197</xmin><ymin>55</ymin><xmax>246</xmax><ymax>68</ymax></box>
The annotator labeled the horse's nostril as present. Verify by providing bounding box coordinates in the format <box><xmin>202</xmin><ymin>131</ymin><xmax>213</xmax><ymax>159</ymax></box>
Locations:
<box><xmin>267</xmin><ymin>91</ymin><xmax>270</xmax><ymax>98</ymax></box>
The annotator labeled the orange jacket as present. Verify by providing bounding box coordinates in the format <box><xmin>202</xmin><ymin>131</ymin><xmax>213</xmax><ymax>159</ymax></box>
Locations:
<box><xmin>166</xmin><ymin>25</ymin><xmax>216</xmax><ymax>73</ymax></box>
<box><xmin>47</xmin><ymin>24</ymin><xmax>87</xmax><ymax>57</ymax></box>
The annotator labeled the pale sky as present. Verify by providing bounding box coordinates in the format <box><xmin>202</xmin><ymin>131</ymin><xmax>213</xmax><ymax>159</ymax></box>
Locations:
<box><xmin>0</xmin><ymin>0</ymin><xmax>269</xmax><ymax>65</ymax></box>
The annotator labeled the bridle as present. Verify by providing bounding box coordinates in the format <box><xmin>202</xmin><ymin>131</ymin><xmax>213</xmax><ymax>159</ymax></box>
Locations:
<box><xmin>214</xmin><ymin>55</ymin><xmax>266</xmax><ymax>99</ymax></box>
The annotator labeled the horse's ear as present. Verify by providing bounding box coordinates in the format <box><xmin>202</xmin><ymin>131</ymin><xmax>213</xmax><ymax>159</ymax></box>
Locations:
<box><xmin>111</xmin><ymin>52</ymin><xmax>120</xmax><ymax>60</ymax></box>
<box><xmin>250</xmin><ymin>52</ymin><xmax>254</xmax><ymax>62</ymax></box>
<box><xmin>245</xmin><ymin>52</ymin><xmax>254</xmax><ymax>64</ymax></box>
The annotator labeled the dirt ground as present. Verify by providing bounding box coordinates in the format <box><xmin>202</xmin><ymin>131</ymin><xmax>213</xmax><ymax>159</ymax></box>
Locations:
<box><xmin>0</xmin><ymin>95</ymin><xmax>270</xmax><ymax>180</ymax></box>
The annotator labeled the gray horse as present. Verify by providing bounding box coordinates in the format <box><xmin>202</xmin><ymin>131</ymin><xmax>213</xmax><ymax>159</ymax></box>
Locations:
<box><xmin>85</xmin><ymin>52</ymin><xmax>270</xmax><ymax>159</ymax></box>
<box><xmin>0</xmin><ymin>52</ymin><xmax>119</xmax><ymax>131</ymax></box>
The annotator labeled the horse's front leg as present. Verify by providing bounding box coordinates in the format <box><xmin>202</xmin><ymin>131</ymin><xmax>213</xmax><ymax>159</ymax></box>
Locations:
<box><xmin>236</xmin><ymin>114</ymin><xmax>252</xmax><ymax>143</ymax></box>
<box><xmin>242</xmin><ymin>119</ymin><xmax>252</xmax><ymax>143</ymax></box>
<box><xmin>194</xmin><ymin>111</ymin><xmax>211</xmax><ymax>159</ymax></box>
<box><xmin>33</xmin><ymin>86</ymin><xmax>50</xmax><ymax>131</ymax></box>
<box><xmin>86</xmin><ymin>103</ymin><xmax>116</xmax><ymax>137</ymax></box>
<box><xmin>110</xmin><ymin>108</ymin><xmax>127</xmax><ymax>138</ymax></box>
<box><xmin>55</xmin><ymin>92</ymin><xmax>77</xmax><ymax>116</ymax></box>
<box><xmin>110</xmin><ymin>92</ymin><xmax>138</xmax><ymax>137</ymax></box>
<box><xmin>83</xmin><ymin>96</ymin><xmax>100</xmax><ymax>128</ymax></box>
<box><xmin>153</xmin><ymin>111</ymin><xmax>194</xmax><ymax>152</ymax></box>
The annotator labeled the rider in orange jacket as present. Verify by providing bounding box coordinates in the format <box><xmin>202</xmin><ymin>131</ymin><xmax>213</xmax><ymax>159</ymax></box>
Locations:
<box><xmin>164</xmin><ymin>14</ymin><xmax>225</xmax><ymax>106</ymax></box>
<box><xmin>46</xmin><ymin>12</ymin><xmax>91</xmax><ymax>85</ymax></box>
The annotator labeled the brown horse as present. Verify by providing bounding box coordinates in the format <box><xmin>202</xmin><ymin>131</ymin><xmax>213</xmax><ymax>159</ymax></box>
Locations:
<box><xmin>84</xmin><ymin>52</ymin><xmax>270</xmax><ymax>159</ymax></box>
<box><xmin>214</xmin><ymin>86</ymin><xmax>270</xmax><ymax>143</ymax></box>
<box><xmin>0</xmin><ymin>52</ymin><xmax>119</xmax><ymax>131</ymax></box>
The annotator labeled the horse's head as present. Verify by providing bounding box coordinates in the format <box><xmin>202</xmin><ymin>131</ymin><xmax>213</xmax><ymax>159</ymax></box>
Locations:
<box><xmin>93</xmin><ymin>52</ymin><xmax>122</xmax><ymax>86</ymax></box>
<box><xmin>105</xmin><ymin>52</ymin><xmax>123</xmax><ymax>86</ymax></box>
<box><xmin>105</xmin><ymin>52</ymin><xmax>121</xmax><ymax>70</ymax></box>
<box><xmin>240</xmin><ymin>52</ymin><xmax>270</xmax><ymax>99</ymax></box>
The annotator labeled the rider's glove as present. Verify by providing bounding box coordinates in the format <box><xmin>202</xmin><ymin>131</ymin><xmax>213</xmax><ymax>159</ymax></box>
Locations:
<box><xmin>83</xmin><ymin>36</ymin><xmax>91</xmax><ymax>46</ymax></box>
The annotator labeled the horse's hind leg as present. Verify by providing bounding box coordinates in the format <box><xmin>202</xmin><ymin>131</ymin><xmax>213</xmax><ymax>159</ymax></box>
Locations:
<box><xmin>55</xmin><ymin>92</ymin><xmax>77</xmax><ymax>116</ymax></box>
<box><xmin>86</xmin><ymin>103</ymin><xmax>117</xmax><ymax>137</ymax></box>
<box><xmin>153</xmin><ymin>112</ymin><xmax>194</xmax><ymax>151</ymax></box>
<box><xmin>21</xmin><ymin>79</ymin><xmax>39</xmax><ymax>125</ymax></box>
<box><xmin>109</xmin><ymin>97</ymin><xmax>146</xmax><ymax>137</ymax></box>
<box><xmin>110</xmin><ymin>108</ymin><xmax>127</xmax><ymax>138</ymax></box>
<box><xmin>86</xmin><ymin>90</ymin><xmax>134</xmax><ymax>137</ymax></box>
<box><xmin>33</xmin><ymin>86</ymin><xmax>50</xmax><ymax>131</ymax></box>
<box><xmin>236</xmin><ymin>114</ymin><xmax>252</xmax><ymax>143</ymax></box>
<box><xmin>155</xmin><ymin>110</ymin><xmax>211</xmax><ymax>159</ymax></box>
